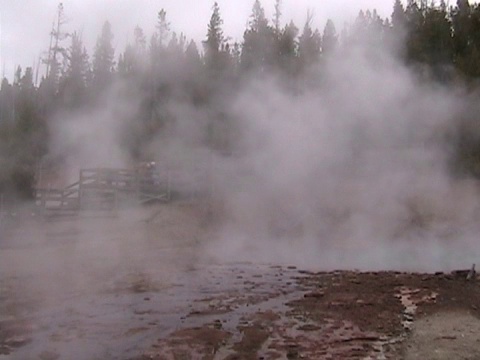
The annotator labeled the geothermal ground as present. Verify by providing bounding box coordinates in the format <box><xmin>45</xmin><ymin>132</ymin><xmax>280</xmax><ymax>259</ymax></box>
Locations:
<box><xmin>1</xmin><ymin>203</ymin><xmax>480</xmax><ymax>360</ymax></box>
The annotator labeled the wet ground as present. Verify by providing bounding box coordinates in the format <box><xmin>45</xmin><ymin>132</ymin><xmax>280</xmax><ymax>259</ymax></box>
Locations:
<box><xmin>3</xmin><ymin>261</ymin><xmax>480</xmax><ymax>360</ymax></box>
<box><xmin>1</xmin><ymin>206</ymin><xmax>480</xmax><ymax>359</ymax></box>
<box><xmin>0</xmin><ymin>260</ymin><xmax>303</xmax><ymax>360</ymax></box>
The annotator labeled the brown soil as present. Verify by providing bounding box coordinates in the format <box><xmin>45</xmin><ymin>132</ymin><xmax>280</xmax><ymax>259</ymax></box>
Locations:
<box><xmin>134</xmin><ymin>270</ymin><xmax>480</xmax><ymax>360</ymax></box>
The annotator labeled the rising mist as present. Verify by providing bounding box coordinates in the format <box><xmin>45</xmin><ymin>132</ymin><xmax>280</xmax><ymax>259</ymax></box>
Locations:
<box><xmin>3</xmin><ymin>1</ymin><xmax>480</xmax><ymax>273</ymax></box>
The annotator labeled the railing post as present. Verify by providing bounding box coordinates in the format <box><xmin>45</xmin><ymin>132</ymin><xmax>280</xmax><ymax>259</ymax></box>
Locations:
<box><xmin>0</xmin><ymin>194</ymin><xmax>3</xmax><ymax>228</ymax></box>
<box><xmin>78</xmin><ymin>169</ymin><xmax>83</xmax><ymax>210</ymax></box>
<box><xmin>136</xmin><ymin>171</ymin><xmax>140</xmax><ymax>200</ymax></box>
<box><xmin>38</xmin><ymin>189</ymin><xmax>46</xmax><ymax>216</ymax></box>
<box><xmin>167</xmin><ymin>169</ymin><xmax>171</xmax><ymax>201</ymax></box>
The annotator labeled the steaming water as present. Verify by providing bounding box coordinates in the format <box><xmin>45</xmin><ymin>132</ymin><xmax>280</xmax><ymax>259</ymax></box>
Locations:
<box><xmin>1</xmin><ymin>198</ymin><xmax>479</xmax><ymax>359</ymax></box>
<box><xmin>1</xmin><ymin>235</ymin><xmax>305</xmax><ymax>360</ymax></box>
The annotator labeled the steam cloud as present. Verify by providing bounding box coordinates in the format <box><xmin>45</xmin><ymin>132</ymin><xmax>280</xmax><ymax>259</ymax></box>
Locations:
<box><xmin>42</xmin><ymin>38</ymin><xmax>480</xmax><ymax>273</ymax></box>
<box><xmin>205</xmin><ymin>44</ymin><xmax>480</xmax><ymax>271</ymax></box>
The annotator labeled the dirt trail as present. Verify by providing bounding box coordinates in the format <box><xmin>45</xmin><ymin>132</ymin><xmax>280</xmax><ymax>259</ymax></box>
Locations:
<box><xmin>405</xmin><ymin>312</ymin><xmax>480</xmax><ymax>360</ymax></box>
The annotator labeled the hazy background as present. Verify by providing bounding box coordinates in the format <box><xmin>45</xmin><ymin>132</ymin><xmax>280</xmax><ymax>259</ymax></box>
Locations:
<box><xmin>2</xmin><ymin>0</ymin><xmax>404</xmax><ymax>80</ymax></box>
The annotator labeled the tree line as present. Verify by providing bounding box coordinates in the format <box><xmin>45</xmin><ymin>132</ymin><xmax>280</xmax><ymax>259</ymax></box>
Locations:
<box><xmin>1</xmin><ymin>0</ymin><xmax>480</xmax><ymax>198</ymax></box>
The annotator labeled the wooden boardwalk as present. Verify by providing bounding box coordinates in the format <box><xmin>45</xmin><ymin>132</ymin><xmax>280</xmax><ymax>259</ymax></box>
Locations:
<box><xmin>35</xmin><ymin>168</ymin><xmax>170</xmax><ymax>216</ymax></box>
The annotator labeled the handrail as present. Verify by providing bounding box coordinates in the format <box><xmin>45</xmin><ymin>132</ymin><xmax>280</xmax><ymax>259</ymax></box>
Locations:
<box><xmin>64</xmin><ymin>181</ymin><xmax>80</xmax><ymax>190</ymax></box>
<box><xmin>36</xmin><ymin>167</ymin><xmax>171</xmax><ymax>215</ymax></box>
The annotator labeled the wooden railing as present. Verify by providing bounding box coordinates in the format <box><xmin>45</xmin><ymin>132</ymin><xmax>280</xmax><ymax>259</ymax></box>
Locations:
<box><xmin>35</xmin><ymin>167</ymin><xmax>172</xmax><ymax>216</ymax></box>
<box><xmin>34</xmin><ymin>164</ymin><xmax>212</xmax><ymax>216</ymax></box>
<box><xmin>35</xmin><ymin>187</ymin><xmax>79</xmax><ymax>214</ymax></box>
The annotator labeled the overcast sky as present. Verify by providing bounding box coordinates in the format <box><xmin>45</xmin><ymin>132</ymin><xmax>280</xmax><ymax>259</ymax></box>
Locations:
<box><xmin>0</xmin><ymin>0</ymin><xmax>456</xmax><ymax>81</ymax></box>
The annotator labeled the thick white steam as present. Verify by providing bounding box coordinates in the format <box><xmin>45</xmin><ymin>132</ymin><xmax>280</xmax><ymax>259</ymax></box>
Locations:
<box><xmin>41</xmin><ymin>39</ymin><xmax>480</xmax><ymax>272</ymax></box>
<box><xmin>205</xmin><ymin>44</ymin><xmax>480</xmax><ymax>271</ymax></box>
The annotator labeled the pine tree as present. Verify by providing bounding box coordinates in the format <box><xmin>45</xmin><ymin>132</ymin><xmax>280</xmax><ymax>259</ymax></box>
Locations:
<box><xmin>118</xmin><ymin>26</ymin><xmax>147</xmax><ymax>78</ymax></box>
<box><xmin>204</xmin><ymin>2</ymin><xmax>225</xmax><ymax>72</ymax></box>
<box><xmin>185</xmin><ymin>40</ymin><xmax>202</xmax><ymax>71</ymax></box>
<box><xmin>241</xmin><ymin>0</ymin><xmax>277</xmax><ymax>72</ymax></box>
<box><xmin>298</xmin><ymin>14</ymin><xmax>322</xmax><ymax>68</ymax></box>
<box><xmin>405</xmin><ymin>0</ymin><xmax>426</xmax><ymax>63</ymax></box>
<box><xmin>118</xmin><ymin>45</ymin><xmax>136</xmax><ymax>76</ymax></box>
<box><xmin>273</xmin><ymin>0</ymin><xmax>282</xmax><ymax>33</ymax></box>
<box><xmin>389</xmin><ymin>0</ymin><xmax>408</xmax><ymax>55</ymax></box>
<box><xmin>92</xmin><ymin>21</ymin><xmax>115</xmax><ymax>90</ymax></box>
<box><xmin>44</xmin><ymin>3</ymin><xmax>69</xmax><ymax>88</ymax></box>
<box><xmin>157</xmin><ymin>9</ymin><xmax>171</xmax><ymax>48</ymax></box>
<box><xmin>133</xmin><ymin>26</ymin><xmax>147</xmax><ymax>52</ymax></box>
<box><xmin>276</xmin><ymin>21</ymin><xmax>298</xmax><ymax>74</ymax></box>
<box><xmin>10</xmin><ymin>67</ymin><xmax>47</xmax><ymax>198</ymax></box>
<box><xmin>322</xmin><ymin>19</ymin><xmax>338</xmax><ymax>56</ymax></box>
<box><xmin>168</xmin><ymin>32</ymin><xmax>187</xmax><ymax>60</ymax></box>
<box><xmin>422</xmin><ymin>2</ymin><xmax>453</xmax><ymax>68</ymax></box>
<box><xmin>150</xmin><ymin>9</ymin><xmax>171</xmax><ymax>76</ymax></box>
<box><xmin>392</xmin><ymin>0</ymin><xmax>407</xmax><ymax>30</ymax></box>
<box><xmin>249</xmin><ymin>0</ymin><xmax>269</xmax><ymax>32</ymax></box>
<box><xmin>61</xmin><ymin>31</ymin><xmax>90</xmax><ymax>100</ymax></box>
<box><xmin>0</xmin><ymin>78</ymin><xmax>14</xmax><ymax>124</ymax></box>
<box><xmin>452</xmin><ymin>0</ymin><xmax>473</xmax><ymax>75</ymax></box>
<box><xmin>468</xmin><ymin>4</ymin><xmax>480</xmax><ymax>77</ymax></box>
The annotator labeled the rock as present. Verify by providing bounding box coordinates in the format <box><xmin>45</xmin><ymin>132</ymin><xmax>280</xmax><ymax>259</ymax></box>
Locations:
<box><xmin>0</xmin><ymin>345</ymin><xmax>12</xmax><ymax>356</ymax></box>
<box><xmin>287</xmin><ymin>350</ymin><xmax>299</xmax><ymax>359</ymax></box>
<box><xmin>5</xmin><ymin>336</ymin><xmax>30</xmax><ymax>348</ymax></box>
<box><xmin>436</xmin><ymin>335</ymin><xmax>457</xmax><ymax>340</ymax></box>
<box><xmin>213</xmin><ymin>320</ymin><xmax>222</xmax><ymax>329</ymax></box>
<box><xmin>304</xmin><ymin>292</ymin><xmax>325</xmax><ymax>299</ymax></box>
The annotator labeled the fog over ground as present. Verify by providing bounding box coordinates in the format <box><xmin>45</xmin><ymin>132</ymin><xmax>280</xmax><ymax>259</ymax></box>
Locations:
<box><xmin>43</xmin><ymin>35</ymin><xmax>480</xmax><ymax>272</ymax></box>
<box><xmin>3</xmin><ymin>0</ymin><xmax>480</xmax><ymax>273</ymax></box>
